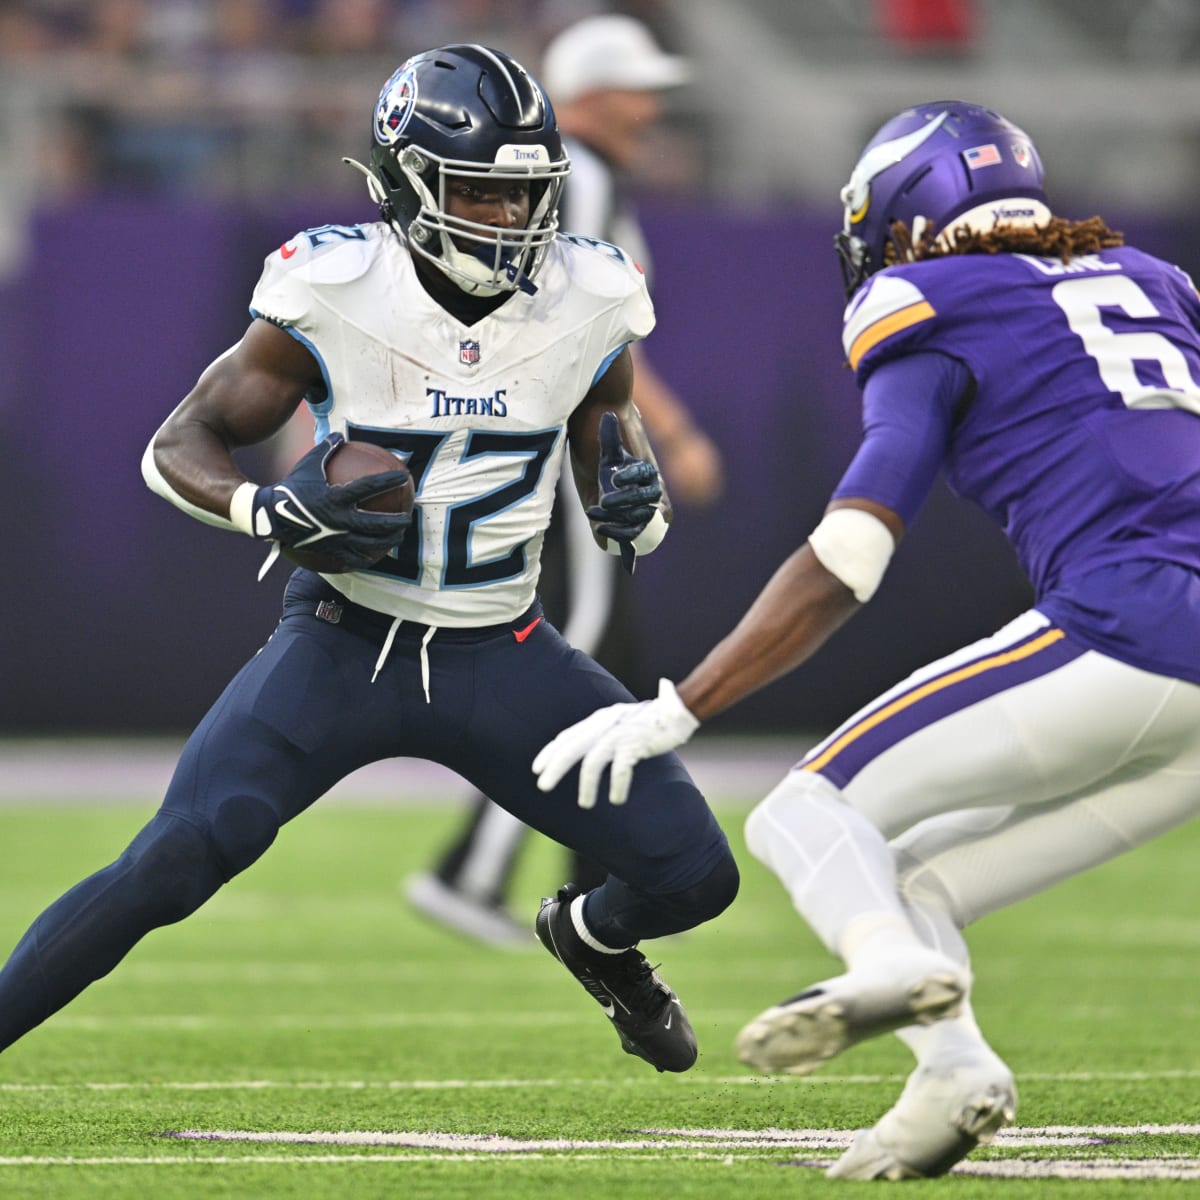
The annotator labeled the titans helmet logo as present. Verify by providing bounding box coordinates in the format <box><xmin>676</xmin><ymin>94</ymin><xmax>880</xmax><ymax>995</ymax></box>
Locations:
<box><xmin>375</xmin><ymin>64</ymin><xmax>418</xmax><ymax>146</ymax></box>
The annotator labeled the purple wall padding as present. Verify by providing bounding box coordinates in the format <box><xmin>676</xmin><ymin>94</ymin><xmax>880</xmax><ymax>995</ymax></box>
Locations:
<box><xmin>19</xmin><ymin>195</ymin><xmax>1180</xmax><ymax>736</ymax></box>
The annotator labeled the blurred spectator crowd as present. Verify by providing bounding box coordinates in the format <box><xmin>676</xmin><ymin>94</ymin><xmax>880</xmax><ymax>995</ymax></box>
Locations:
<box><xmin>0</xmin><ymin>1</ymin><xmax>691</xmax><ymax>204</ymax></box>
<box><xmin>3</xmin><ymin>0</ymin><xmax>1200</xmax><ymax>280</ymax></box>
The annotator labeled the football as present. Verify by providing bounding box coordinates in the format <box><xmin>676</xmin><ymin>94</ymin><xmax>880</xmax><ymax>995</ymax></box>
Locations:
<box><xmin>282</xmin><ymin>439</ymin><xmax>415</xmax><ymax>573</ymax></box>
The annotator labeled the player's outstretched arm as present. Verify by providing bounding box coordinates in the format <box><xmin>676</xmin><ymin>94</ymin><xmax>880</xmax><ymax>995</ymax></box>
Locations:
<box><xmin>534</xmin><ymin>499</ymin><xmax>903</xmax><ymax>807</ymax></box>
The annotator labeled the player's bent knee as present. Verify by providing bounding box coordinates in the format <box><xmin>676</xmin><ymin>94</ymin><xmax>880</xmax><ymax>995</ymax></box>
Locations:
<box><xmin>209</xmin><ymin>795</ymin><xmax>281</xmax><ymax>879</ymax></box>
<box><xmin>656</xmin><ymin>852</ymin><xmax>740</xmax><ymax>928</ymax></box>
<box><xmin>123</xmin><ymin>812</ymin><xmax>227</xmax><ymax>925</ymax></box>
<box><xmin>129</xmin><ymin>798</ymin><xmax>281</xmax><ymax>927</ymax></box>
<box><xmin>698</xmin><ymin>851</ymin><xmax>741</xmax><ymax>921</ymax></box>
<box><xmin>894</xmin><ymin>845</ymin><xmax>969</xmax><ymax>930</ymax></box>
<box><xmin>744</xmin><ymin>769</ymin><xmax>844</xmax><ymax>864</ymax></box>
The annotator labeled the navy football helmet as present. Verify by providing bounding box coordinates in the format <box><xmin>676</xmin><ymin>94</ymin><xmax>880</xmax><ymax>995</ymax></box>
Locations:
<box><xmin>836</xmin><ymin>101</ymin><xmax>1050</xmax><ymax>297</ymax></box>
<box><xmin>350</xmin><ymin>45</ymin><xmax>570</xmax><ymax>295</ymax></box>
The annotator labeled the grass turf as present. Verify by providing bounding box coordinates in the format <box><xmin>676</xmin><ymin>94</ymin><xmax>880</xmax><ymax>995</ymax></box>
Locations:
<box><xmin>0</xmin><ymin>789</ymin><xmax>1198</xmax><ymax>1197</ymax></box>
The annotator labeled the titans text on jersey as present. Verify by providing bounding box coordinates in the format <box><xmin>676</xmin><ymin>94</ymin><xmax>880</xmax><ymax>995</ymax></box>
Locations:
<box><xmin>251</xmin><ymin>221</ymin><xmax>654</xmax><ymax>627</ymax></box>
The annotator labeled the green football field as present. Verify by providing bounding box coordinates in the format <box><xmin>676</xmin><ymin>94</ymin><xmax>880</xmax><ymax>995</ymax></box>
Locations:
<box><xmin>0</xmin><ymin>782</ymin><xmax>1197</xmax><ymax>1199</ymax></box>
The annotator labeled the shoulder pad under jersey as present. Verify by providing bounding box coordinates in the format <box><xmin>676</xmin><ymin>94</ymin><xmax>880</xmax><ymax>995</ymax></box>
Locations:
<box><xmin>551</xmin><ymin>234</ymin><xmax>654</xmax><ymax>339</ymax></box>
<box><xmin>842</xmin><ymin>268</ymin><xmax>940</xmax><ymax>380</ymax></box>
<box><xmin>250</xmin><ymin>222</ymin><xmax>386</xmax><ymax>326</ymax></box>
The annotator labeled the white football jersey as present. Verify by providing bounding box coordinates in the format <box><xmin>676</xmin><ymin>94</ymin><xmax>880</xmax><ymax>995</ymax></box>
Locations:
<box><xmin>250</xmin><ymin>221</ymin><xmax>654</xmax><ymax>627</ymax></box>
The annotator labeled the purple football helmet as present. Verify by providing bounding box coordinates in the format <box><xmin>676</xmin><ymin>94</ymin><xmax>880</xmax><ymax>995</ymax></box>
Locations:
<box><xmin>835</xmin><ymin>101</ymin><xmax>1050</xmax><ymax>297</ymax></box>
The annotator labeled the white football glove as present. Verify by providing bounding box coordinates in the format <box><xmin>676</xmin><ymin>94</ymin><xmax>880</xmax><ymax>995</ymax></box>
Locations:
<box><xmin>532</xmin><ymin>678</ymin><xmax>700</xmax><ymax>809</ymax></box>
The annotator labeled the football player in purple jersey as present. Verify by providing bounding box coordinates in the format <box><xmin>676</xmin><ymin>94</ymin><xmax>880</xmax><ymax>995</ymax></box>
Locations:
<box><xmin>535</xmin><ymin>101</ymin><xmax>1200</xmax><ymax>1178</ymax></box>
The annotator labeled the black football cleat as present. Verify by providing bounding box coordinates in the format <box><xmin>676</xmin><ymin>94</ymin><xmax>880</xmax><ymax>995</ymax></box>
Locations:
<box><xmin>535</xmin><ymin>883</ymin><xmax>697</xmax><ymax>1072</ymax></box>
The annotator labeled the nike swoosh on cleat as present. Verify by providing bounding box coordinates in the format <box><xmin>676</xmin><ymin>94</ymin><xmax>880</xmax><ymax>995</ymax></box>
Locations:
<box><xmin>579</xmin><ymin>976</ymin><xmax>619</xmax><ymax>1017</ymax></box>
<box><xmin>664</xmin><ymin>1013</ymin><xmax>673</xmax><ymax>1029</ymax></box>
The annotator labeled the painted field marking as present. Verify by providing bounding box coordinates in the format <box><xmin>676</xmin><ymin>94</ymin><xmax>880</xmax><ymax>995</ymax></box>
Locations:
<box><xmin>161</xmin><ymin>1125</ymin><xmax>1200</xmax><ymax>1151</ymax></box>
<box><xmin>2</xmin><ymin>1127</ymin><xmax>1200</xmax><ymax>1179</ymax></box>
<box><xmin>5</xmin><ymin>1070</ymin><xmax>1200</xmax><ymax>1092</ymax></box>
<box><xmin>0</xmin><ymin>1153</ymin><xmax>753</xmax><ymax>1166</ymax></box>
<box><xmin>957</xmin><ymin>1159</ymin><xmax>1200</xmax><ymax>1180</ymax></box>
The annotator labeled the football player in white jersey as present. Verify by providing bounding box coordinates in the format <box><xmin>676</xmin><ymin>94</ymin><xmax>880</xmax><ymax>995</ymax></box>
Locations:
<box><xmin>0</xmin><ymin>46</ymin><xmax>738</xmax><ymax>1077</ymax></box>
<box><xmin>408</xmin><ymin>14</ymin><xmax>728</xmax><ymax>947</ymax></box>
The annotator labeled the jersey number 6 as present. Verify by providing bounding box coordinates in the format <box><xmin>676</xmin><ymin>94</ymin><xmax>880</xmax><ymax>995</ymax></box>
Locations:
<box><xmin>1053</xmin><ymin>274</ymin><xmax>1200</xmax><ymax>413</ymax></box>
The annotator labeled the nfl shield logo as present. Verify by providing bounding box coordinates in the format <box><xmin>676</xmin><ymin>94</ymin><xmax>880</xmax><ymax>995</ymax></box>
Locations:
<box><xmin>459</xmin><ymin>339</ymin><xmax>481</xmax><ymax>366</ymax></box>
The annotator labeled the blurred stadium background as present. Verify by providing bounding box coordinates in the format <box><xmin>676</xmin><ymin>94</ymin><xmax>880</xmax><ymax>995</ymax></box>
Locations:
<box><xmin>3</xmin><ymin>0</ymin><xmax>1198</xmax><ymax>748</ymax></box>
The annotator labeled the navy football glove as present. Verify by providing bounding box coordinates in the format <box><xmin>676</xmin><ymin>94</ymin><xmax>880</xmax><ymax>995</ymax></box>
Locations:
<box><xmin>251</xmin><ymin>433</ymin><xmax>412</xmax><ymax>571</ymax></box>
<box><xmin>587</xmin><ymin>412</ymin><xmax>662</xmax><ymax>574</ymax></box>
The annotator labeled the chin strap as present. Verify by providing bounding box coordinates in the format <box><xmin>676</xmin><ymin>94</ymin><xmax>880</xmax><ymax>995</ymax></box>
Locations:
<box><xmin>470</xmin><ymin>246</ymin><xmax>537</xmax><ymax>296</ymax></box>
<box><xmin>342</xmin><ymin>156</ymin><xmax>389</xmax><ymax>208</ymax></box>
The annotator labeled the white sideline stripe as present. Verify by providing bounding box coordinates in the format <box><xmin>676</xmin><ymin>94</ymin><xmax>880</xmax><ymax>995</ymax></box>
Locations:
<box><xmin>168</xmin><ymin>1130</ymin><xmax>849</xmax><ymax>1150</ymax></box>
<box><xmin>32</xmin><ymin>1013</ymin><xmax>1200</xmax><ymax>1037</ymax></box>
<box><xmin>5</xmin><ymin>1127</ymin><xmax>1200</xmax><ymax>1180</ymax></box>
<box><xmin>657</xmin><ymin>1123</ymin><xmax>1200</xmax><ymax>1137</ymax></box>
<box><xmin>3</xmin><ymin>1154</ymin><xmax>1200</xmax><ymax>1178</ymax></box>
<box><xmin>5</xmin><ymin>1074</ymin><xmax>1200</xmax><ymax>1092</ymax></box>
<box><xmin>167</xmin><ymin>1126</ymin><xmax>1200</xmax><ymax>1150</ymax></box>
<box><xmin>0</xmin><ymin>1153</ymin><xmax>757</xmax><ymax>1167</ymax></box>
<box><xmin>42</xmin><ymin>1013</ymin><xmax>589</xmax><ymax>1031</ymax></box>
<box><xmin>957</xmin><ymin>1160</ymin><xmax>1200</xmax><ymax>1180</ymax></box>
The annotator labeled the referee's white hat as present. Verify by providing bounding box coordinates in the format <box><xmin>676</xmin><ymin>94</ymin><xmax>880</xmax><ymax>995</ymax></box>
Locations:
<box><xmin>541</xmin><ymin>15</ymin><xmax>690</xmax><ymax>105</ymax></box>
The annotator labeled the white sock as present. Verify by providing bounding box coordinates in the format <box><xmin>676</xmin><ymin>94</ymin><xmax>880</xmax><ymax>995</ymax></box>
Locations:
<box><xmin>896</xmin><ymin>998</ymin><xmax>992</xmax><ymax>1065</ymax></box>
<box><xmin>570</xmin><ymin>894</ymin><xmax>625</xmax><ymax>954</ymax></box>
<box><xmin>894</xmin><ymin>894</ymin><xmax>989</xmax><ymax>1067</ymax></box>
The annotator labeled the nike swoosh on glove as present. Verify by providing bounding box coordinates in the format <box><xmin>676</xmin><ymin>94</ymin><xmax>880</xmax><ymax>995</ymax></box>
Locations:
<box><xmin>532</xmin><ymin>679</ymin><xmax>700</xmax><ymax>808</ymax></box>
<box><xmin>251</xmin><ymin>433</ymin><xmax>412</xmax><ymax>571</ymax></box>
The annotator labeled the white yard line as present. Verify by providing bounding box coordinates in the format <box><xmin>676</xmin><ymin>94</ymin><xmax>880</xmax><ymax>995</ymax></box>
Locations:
<box><xmin>4</xmin><ymin>1128</ymin><xmax>1200</xmax><ymax>1181</ymax></box>
<box><xmin>4</xmin><ymin>1072</ymin><xmax>1200</xmax><ymax>1091</ymax></box>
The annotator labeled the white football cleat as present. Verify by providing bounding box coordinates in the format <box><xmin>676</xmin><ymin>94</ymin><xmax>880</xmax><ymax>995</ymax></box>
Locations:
<box><xmin>734</xmin><ymin>948</ymin><xmax>968</xmax><ymax>1075</ymax></box>
<box><xmin>827</xmin><ymin>1051</ymin><xmax>1016</xmax><ymax>1179</ymax></box>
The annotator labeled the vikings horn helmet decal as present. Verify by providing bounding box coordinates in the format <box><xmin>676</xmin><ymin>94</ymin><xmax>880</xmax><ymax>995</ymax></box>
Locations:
<box><xmin>835</xmin><ymin>101</ymin><xmax>1050</xmax><ymax>297</ymax></box>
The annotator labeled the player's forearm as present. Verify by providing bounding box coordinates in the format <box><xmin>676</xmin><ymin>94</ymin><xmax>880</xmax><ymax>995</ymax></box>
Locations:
<box><xmin>676</xmin><ymin>546</ymin><xmax>860</xmax><ymax>721</ymax></box>
<box><xmin>142</xmin><ymin>420</ymin><xmax>249</xmax><ymax>529</ymax></box>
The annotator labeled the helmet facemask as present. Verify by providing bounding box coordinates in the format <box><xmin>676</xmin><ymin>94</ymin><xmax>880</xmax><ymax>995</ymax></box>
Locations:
<box><xmin>387</xmin><ymin>144</ymin><xmax>568</xmax><ymax>296</ymax></box>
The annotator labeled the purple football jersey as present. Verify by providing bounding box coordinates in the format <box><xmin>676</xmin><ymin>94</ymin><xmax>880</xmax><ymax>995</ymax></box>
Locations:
<box><xmin>840</xmin><ymin>247</ymin><xmax>1200</xmax><ymax>683</ymax></box>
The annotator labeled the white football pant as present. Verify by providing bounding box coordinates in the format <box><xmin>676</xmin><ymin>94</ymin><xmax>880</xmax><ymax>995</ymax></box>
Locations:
<box><xmin>745</xmin><ymin>609</ymin><xmax>1200</xmax><ymax>965</ymax></box>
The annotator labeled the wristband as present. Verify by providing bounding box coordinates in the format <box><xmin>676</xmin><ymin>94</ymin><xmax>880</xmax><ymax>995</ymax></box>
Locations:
<box><xmin>604</xmin><ymin>507</ymin><xmax>668</xmax><ymax>559</ymax></box>
<box><xmin>229</xmin><ymin>481</ymin><xmax>259</xmax><ymax>537</ymax></box>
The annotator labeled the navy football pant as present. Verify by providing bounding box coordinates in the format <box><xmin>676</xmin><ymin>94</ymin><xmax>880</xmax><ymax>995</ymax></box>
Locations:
<box><xmin>0</xmin><ymin>573</ymin><xmax>737</xmax><ymax>1050</ymax></box>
